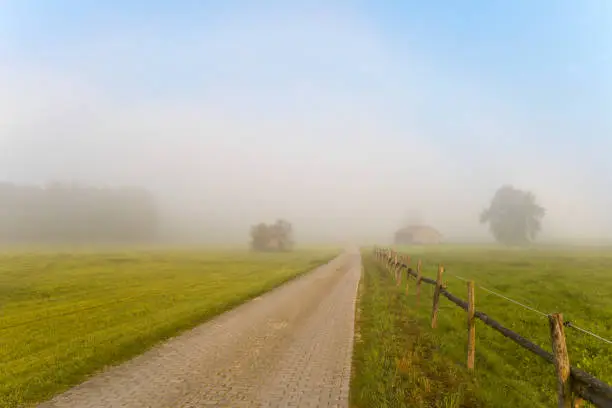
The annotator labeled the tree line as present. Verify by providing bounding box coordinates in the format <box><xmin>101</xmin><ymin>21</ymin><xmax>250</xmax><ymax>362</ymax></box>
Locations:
<box><xmin>0</xmin><ymin>182</ymin><xmax>545</xmax><ymax>247</ymax></box>
<box><xmin>0</xmin><ymin>183</ymin><xmax>158</xmax><ymax>244</ymax></box>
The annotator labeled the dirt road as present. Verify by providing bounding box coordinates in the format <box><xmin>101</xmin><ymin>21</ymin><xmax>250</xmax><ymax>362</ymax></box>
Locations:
<box><xmin>39</xmin><ymin>250</ymin><xmax>361</xmax><ymax>408</ymax></box>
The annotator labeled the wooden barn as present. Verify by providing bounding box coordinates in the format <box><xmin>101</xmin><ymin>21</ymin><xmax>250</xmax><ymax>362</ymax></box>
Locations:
<box><xmin>394</xmin><ymin>225</ymin><xmax>442</xmax><ymax>245</ymax></box>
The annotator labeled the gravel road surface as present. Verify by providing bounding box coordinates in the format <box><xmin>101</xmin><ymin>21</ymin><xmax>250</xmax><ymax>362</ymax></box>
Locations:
<box><xmin>38</xmin><ymin>249</ymin><xmax>361</xmax><ymax>408</ymax></box>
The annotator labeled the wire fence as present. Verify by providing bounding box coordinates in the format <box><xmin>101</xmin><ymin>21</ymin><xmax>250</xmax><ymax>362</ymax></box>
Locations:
<box><xmin>449</xmin><ymin>274</ymin><xmax>550</xmax><ymax>318</ymax></box>
<box><xmin>565</xmin><ymin>322</ymin><xmax>612</xmax><ymax>346</ymax></box>
<box><xmin>373</xmin><ymin>247</ymin><xmax>612</xmax><ymax>407</ymax></box>
<box><xmin>446</xmin><ymin>271</ymin><xmax>612</xmax><ymax>344</ymax></box>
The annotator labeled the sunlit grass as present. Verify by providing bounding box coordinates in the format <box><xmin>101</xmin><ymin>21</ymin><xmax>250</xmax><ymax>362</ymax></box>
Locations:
<box><xmin>351</xmin><ymin>253</ymin><xmax>483</xmax><ymax>408</ymax></box>
<box><xmin>0</xmin><ymin>248</ymin><xmax>338</xmax><ymax>407</ymax></box>
<box><xmin>356</xmin><ymin>245</ymin><xmax>612</xmax><ymax>407</ymax></box>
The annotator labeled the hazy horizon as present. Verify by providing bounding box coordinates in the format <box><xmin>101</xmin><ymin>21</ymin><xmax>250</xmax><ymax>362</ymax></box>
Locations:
<box><xmin>2</xmin><ymin>1</ymin><xmax>611</xmax><ymax>245</ymax></box>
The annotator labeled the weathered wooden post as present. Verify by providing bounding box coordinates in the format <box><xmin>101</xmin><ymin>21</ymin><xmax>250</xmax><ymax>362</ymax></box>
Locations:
<box><xmin>415</xmin><ymin>260</ymin><xmax>422</xmax><ymax>307</ymax></box>
<box><xmin>549</xmin><ymin>313</ymin><xmax>572</xmax><ymax>408</ymax></box>
<box><xmin>467</xmin><ymin>281</ymin><xmax>476</xmax><ymax>371</ymax></box>
<box><xmin>431</xmin><ymin>265</ymin><xmax>444</xmax><ymax>328</ymax></box>
<box><xmin>397</xmin><ymin>264</ymin><xmax>402</xmax><ymax>286</ymax></box>
<box><xmin>403</xmin><ymin>255</ymin><xmax>410</xmax><ymax>290</ymax></box>
<box><xmin>393</xmin><ymin>253</ymin><xmax>399</xmax><ymax>280</ymax></box>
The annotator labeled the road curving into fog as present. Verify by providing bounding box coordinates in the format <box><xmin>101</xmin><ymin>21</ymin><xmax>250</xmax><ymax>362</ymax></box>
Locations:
<box><xmin>38</xmin><ymin>249</ymin><xmax>361</xmax><ymax>408</ymax></box>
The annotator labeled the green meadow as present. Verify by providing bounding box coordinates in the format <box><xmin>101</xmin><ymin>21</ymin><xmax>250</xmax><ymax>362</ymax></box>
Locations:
<box><xmin>352</xmin><ymin>246</ymin><xmax>612</xmax><ymax>408</ymax></box>
<box><xmin>0</xmin><ymin>248</ymin><xmax>337</xmax><ymax>407</ymax></box>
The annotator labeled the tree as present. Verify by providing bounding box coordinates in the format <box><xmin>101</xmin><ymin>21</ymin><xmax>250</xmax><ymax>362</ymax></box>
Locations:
<box><xmin>0</xmin><ymin>182</ymin><xmax>158</xmax><ymax>244</ymax></box>
<box><xmin>480</xmin><ymin>185</ymin><xmax>545</xmax><ymax>245</ymax></box>
<box><xmin>250</xmin><ymin>219</ymin><xmax>294</xmax><ymax>252</ymax></box>
<box><xmin>250</xmin><ymin>223</ymin><xmax>271</xmax><ymax>252</ymax></box>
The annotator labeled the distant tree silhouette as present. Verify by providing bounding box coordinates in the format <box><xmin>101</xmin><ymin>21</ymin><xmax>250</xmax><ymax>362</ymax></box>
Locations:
<box><xmin>250</xmin><ymin>219</ymin><xmax>294</xmax><ymax>252</ymax></box>
<box><xmin>0</xmin><ymin>182</ymin><xmax>158</xmax><ymax>244</ymax></box>
<box><xmin>480</xmin><ymin>185</ymin><xmax>545</xmax><ymax>245</ymax></box>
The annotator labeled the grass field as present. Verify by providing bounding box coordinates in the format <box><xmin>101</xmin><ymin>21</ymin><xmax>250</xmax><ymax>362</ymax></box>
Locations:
<box><xmin>351</xmin><ymin>254</ymin><xmax>484</xmax><ymax>408</ymax></box>
<box><xmin>353</xmin><ymin>246</ymin><xmax>612</xmax><ymax>408</ymax></box>
<box><xmin>0</xmin><ymin>248</ymin><xmax>338</xmax><ymax>407</ymax></box>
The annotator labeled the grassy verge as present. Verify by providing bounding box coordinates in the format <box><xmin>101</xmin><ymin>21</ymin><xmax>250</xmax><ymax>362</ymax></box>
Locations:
<box><xmin>351</xmin><ymin>251</ymin><xmax>484</xmax><ymax>408</ymax></box>
<box><xmin>0</xmin><ymin>248</ymin><xmax>338</xmax><ymax>407</ymax></box>
<box><xmin>367</xmin><ymin>245</ymin><xmax>612</xmax><ymax>407</ymax></box>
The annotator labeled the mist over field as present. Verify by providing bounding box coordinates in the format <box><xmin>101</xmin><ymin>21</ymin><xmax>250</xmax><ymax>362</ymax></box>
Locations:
<box><xmin>1</xmin><ymin>2</ymin><xmax>611</xmax><ymax>245</ymax></box>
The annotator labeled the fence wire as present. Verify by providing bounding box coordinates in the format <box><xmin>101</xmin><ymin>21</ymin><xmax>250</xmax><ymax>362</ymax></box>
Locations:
<box><xmin>449</xmin><ymin>274</ymin><xmax>549</xmax><ymax>318</ymax></box>
<box><xmin>565</xmin><ymin>322</ymin><xmax>612</xmax><ymax>345</ymax></box>
<box><xmin>376</xmin><ymin>249</ymin><xmax>612</xmax><ymax>347</ymax></box>
<box><xmin>447</xmin><ymin>273</ymin><xmax>612</xmax><ymax>345</ymax></box>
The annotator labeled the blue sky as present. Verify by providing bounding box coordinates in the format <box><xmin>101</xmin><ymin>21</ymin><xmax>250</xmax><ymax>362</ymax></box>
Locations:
<box><xmin>1</xmin><ymin>1</ymin><xmax>611</xmax><ymax>242</ymax></box>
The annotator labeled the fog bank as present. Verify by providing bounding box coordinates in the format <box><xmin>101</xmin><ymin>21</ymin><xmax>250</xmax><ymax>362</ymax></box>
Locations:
<box><xmin>2</xmin><ymin>2</ymin><xmax>611</xmax><ymax>245</ymax></box>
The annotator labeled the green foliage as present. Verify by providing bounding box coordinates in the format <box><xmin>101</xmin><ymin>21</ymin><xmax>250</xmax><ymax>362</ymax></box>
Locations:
<box><xmin>385</xmin><ymin>245</ymin><xmax>612</xmax><ymax>407</ymax></box>
<box><xmin>0</xmin><ymin>248</ymin><xmax>336</xmax><ymax>407</ymax></box>
<box><xmin>0</xmin><ymin>182</ymin><xmax>158</xmax><ymax>244</ymax></box>
<box><xmin>480</xmin><ymin>185</ymin><xmax>545</xmax><ymax>245</ymax></box>
<box><xmin>250</xmin><ymin>219</ymin><xmax>294</xmax><ymax>252</ymax></box>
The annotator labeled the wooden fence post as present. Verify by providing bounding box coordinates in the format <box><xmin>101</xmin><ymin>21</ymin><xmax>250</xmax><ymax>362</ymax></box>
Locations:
<box><xmin>431</xmin><ymin>265</ymin><xmax>444</xmax><ymax>328</ymax></box>
<box><xmin>467</xmin><ymin>281</ymin><xmax>476</xmax><ymax>371</ymax></box>
<box><xmin>397</xmin><ymin>254</ymin><xmax>402</xmax><ymax>276</ymax></box>
<box><xmin>549</xmin><ymin>313</ymin><xmax>572</xmax><ymax>408</ymax></box>
<box><xmin>397</xmin><ymin>265</ymin><xmax>402</xmax><ymax>286</ymax></box>
<box><xmin>416</xmin><ymin>260</ymin><xmax>422</xmax><ymax>307</ymax></box>
<box><xmin>394</xmin><ymin>253</ymin><xmax>399</xmax><ymax>280</ymax></box>
<box><xmin>403</xmin><ymin>255</ymin><xmax>410</xmax><ymax>282</ymax></box>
